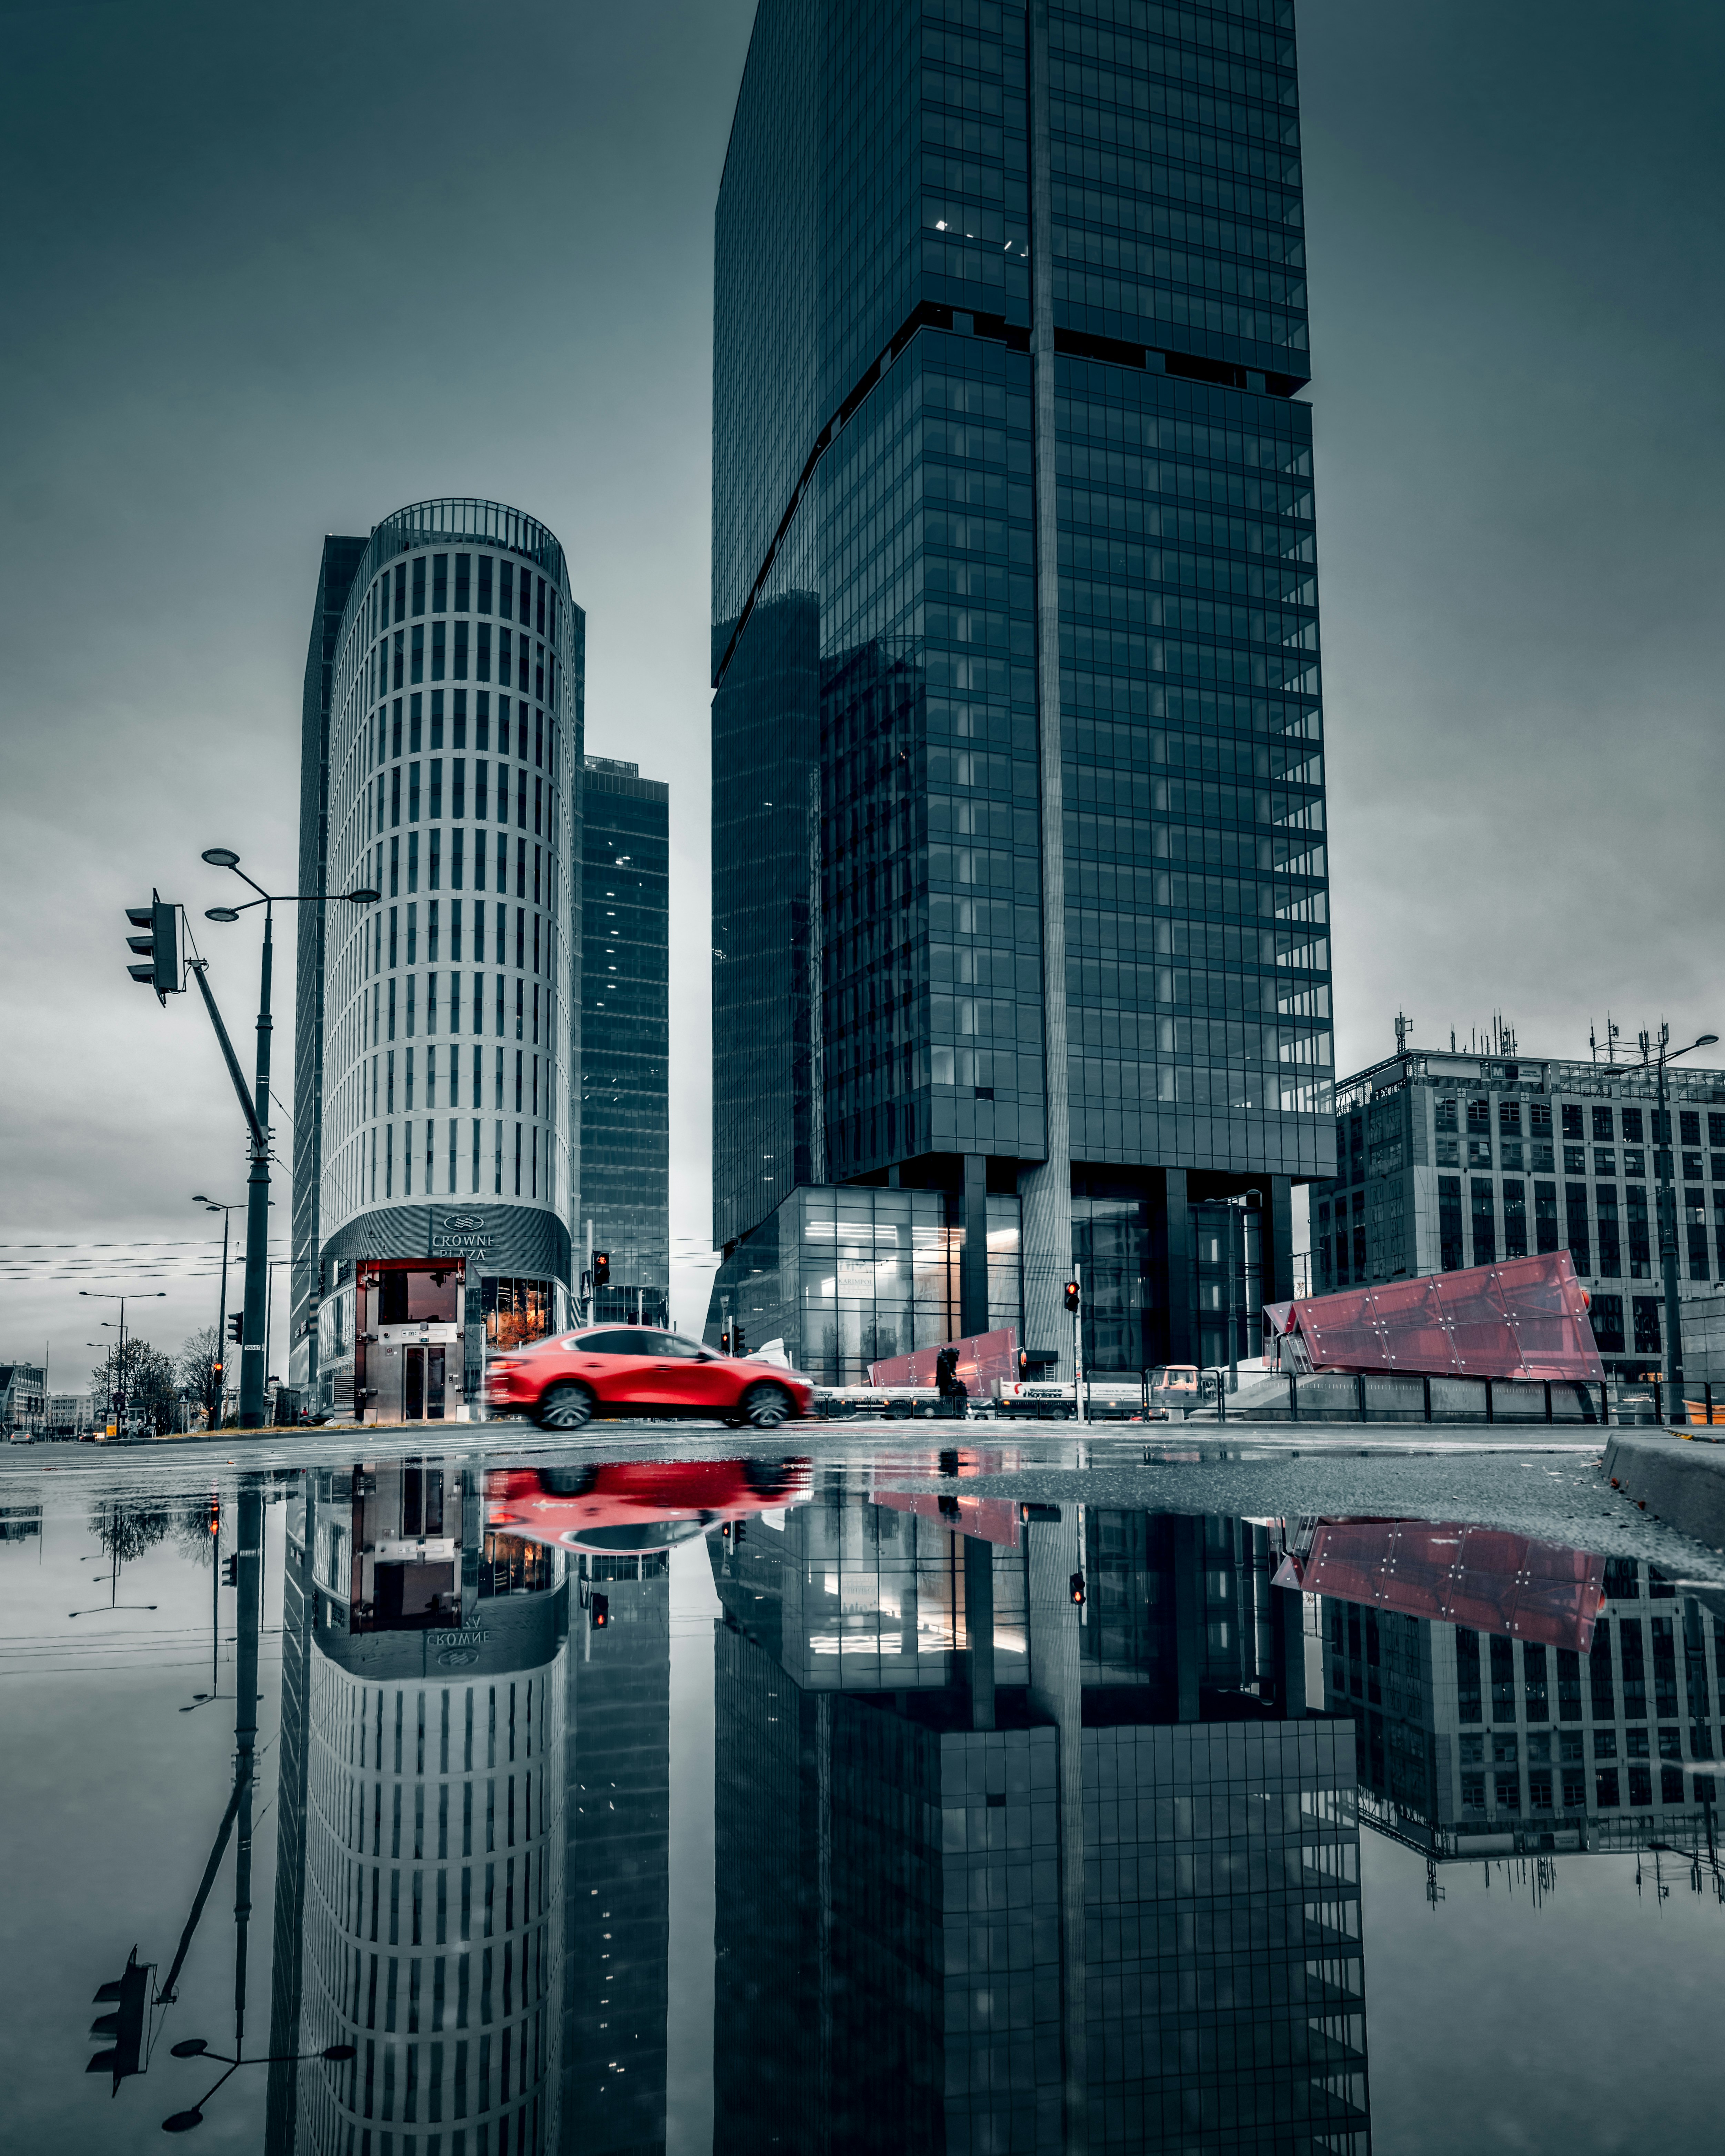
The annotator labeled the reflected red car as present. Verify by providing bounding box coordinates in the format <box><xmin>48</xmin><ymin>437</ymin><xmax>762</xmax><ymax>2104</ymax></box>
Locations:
<box><xmin>485</xmin><ymin>1325</ymin><xmax>814</xmax><ymax>1431</ymax></box>
<box><xmin>486</xmin><ymin>1459</ymin><xmax>811</xmax><ymax>1556</ymax></box>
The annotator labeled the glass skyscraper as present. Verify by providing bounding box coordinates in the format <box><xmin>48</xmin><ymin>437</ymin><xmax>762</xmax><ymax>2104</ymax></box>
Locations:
<box><xmin>579</xmin><ymin>757</ymin><xmax>670</xmax><ymax>1329</ymax></box>
<box><xmin>711</xmin><ymin>0</ymin><xmax>1331</xmax><ymax>1380</ymax></box>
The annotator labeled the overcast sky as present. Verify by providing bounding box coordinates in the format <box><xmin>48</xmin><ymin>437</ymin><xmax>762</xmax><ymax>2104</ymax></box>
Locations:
<box><xmin>1</xmin><ymin>1</ymin><xmax>1721</xmax><ymax>1376</ymax></box>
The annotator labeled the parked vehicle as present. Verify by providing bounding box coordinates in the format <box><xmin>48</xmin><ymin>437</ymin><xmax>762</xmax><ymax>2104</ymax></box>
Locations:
<box><xmin>485</xmin><ymin>1325</ymin><xmax>814</xmax><ymax>1431</ymax></box>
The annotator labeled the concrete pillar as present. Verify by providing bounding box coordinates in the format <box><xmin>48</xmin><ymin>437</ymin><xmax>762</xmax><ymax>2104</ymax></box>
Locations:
<box><xmin>1023</xmin><ymin>1506</ymin><xmax>1088</xmax><ymax>2151</ymax></box>
<box><xmin>961</xmin><ymin>1152</ymin><xmax>991</xmax><ymax>1338</ymax></box>
<box><xmin>1163</xmin><ymin>1168</ymin><xmax>1196</xmax><ymax>1366</ymax></box>
<box><xmin>964</xmin><ymin>1533</ymin><xmax>996</xmax><ymax>1731</ymax></box>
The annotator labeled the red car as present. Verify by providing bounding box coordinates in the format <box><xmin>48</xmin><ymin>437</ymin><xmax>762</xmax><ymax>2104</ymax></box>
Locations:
<box><xmin>485</xmin><ymin>1325</ymin><xmax>814</xmax><ymax>1431</ymax></box>
<box><xmin>486</xmin><ymin>1459</ymin><xmax>810</xmax><ymax>1555</ymax></box>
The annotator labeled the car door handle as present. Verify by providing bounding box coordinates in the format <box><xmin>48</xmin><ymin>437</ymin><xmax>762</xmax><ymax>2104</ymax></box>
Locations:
<box><xmin>653</xmin><ymin>1363</ymin><xmax>678</xmax><ymax>1370</ymax></box>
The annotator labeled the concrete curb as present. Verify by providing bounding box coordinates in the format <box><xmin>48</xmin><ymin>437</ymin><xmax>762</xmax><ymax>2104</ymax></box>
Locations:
<box><xmin>1602</xmin><ymin>1433</ymin><xmax>1725</xmax><ymax>1549</ymax></box>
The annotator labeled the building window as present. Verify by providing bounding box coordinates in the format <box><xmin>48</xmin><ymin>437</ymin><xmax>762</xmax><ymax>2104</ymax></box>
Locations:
<box><xmin>1471</xmin><ymin>1180</ymin><xmax>1496</xmax><ymax>1266</ymax></box>
<box><xmin>1622</xmin><ymin>1107</ymin><xmax>1644</xmax><ymax>1143</ymax></box>
<box><xmin>1564</xmin><ymin>1184</ymin><xmax>1591</xmax><ymax>1272</ymax></box>
<box><xmin>1438</xmin><ymin>1176</ymin><xmax>1464</xmax><ymax>1271</ymax></box>
<box><xmin>1467</xmin><ymin>1098</ymin><xmax>1490</xmax><ymax>1131</ymax></box>
<box><xmin>1503</xmin><ymin>1178</ymin><xmax>1527</xmax><ymax>1258</ymax></box>
<box><xmin>1499</xmin><ymin>1100</ymin><xmax>1521</xmax><ymax>1134</ymax></box>
<box><xmin>1434</xmin><ymin>1096</ymin><xmax>1457</xmax><ymax>1133</ymax></box>
<box><xmin>1534</xmin><ymin>1180</ymin><xmax>1558</xmax><ymax>1254</ymax></box>
<box><xmin>1592</xmin><ymin>1106</ymin><xmax>1614</xmax><ymax>1141</ymax></box>
<box><xmin>1597</xmin><ymin>1187</ymin><xmax>1621</xmax><ymax>1276</ymax></box>
<box><xmin>1590</xmin><ymin>1293</ymin><xmax>1625</xmax><ymax>1352</ymax></box>
<box><xmin>1626</xmin><ymin>1184</ymin><xmax>1651</xmax><ymax>1276</ymax></box>
<box><xmin>1562</xmin><ymin>1104</ymin><xmax>1583</xmax><ymax>1139</ymax></box>
<box><xmin>1632</xmin><ymin>1297</ymin><xmax>1661</xmax><ymax>1357</ymax></box>
<box><xmin>1563</xmin><ymin>1144</ymin><xmax>1586</xmax><ymax>1173</ymax></box>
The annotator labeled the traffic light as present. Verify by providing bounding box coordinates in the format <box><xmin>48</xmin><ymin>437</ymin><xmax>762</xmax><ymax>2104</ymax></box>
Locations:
<box><xmin>592</xmin><ymin>1250</ymin><xmax>611</xmax><ymax>1289</ymax></box>
<box><xmin>207</xmin><ymin>1499</ymin><xmax>220</xmax><ymax>1538</ymax></box>
<box><xmin>590</xmin><ymin>1592</ymin><xmax>609</xmax><ymax>1629</ymax></box>
<box><xmin>732</xmin><ymin>1323</ymin><xmax>746</xmax><ymax>1357</ymax></box>
<box><xmin>1063</xmin><ymin>1280</ymin><xmax>1081</xmax><ymax>1313</ymax></box>
<box><xmin>88</xmin><ymin>1948</ymin><xmax>151</xmax><ymax>2092</ymax></box>
<box><xmin>1069</xmin><ymin>1571</ymin><xmax>1086</xmax><ymax>1608</ymax></box>
<box><xmin>124</xmin><ymin>892</ymin><xmax>181</xmax><ymax>1002</ymax></box>
<box><xmin>222</xmin><ymin>1555</ymin><xmax>239</xmax><ymax>1587</ymax></box>
<box><xmin>720</xmin><ymin>1325</ymin><xmax>732</xmax><ymax>1355</ymax></box>
<box><xmin>227</xmin><ymin>1312</ymin><xmax>243</xmax><ymax>1344</ymax></box>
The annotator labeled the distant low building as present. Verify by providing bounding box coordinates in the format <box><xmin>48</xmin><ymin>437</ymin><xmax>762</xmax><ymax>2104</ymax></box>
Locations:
<box><xmin>0</xmin><ymin>1364</ymin><xmax>45</xmax><ymax>1434</ymax></box>
<box><xmin>46</xmin><ymin>1392</ymin><xmax>92</xmax><ymax>1436</ymax></box>
<box><xmin>1312</xmin><ymin>1045</ymin><xmax>1725</xmax><ymax>1380</ymax></box>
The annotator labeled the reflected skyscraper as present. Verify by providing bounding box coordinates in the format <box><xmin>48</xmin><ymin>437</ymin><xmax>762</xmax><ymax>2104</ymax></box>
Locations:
<box><xmin>269</xmin><ymin>1461</ymin><xmax>567</xmax><ymax>2154</ymax></box>
<box><xmin>559</xmin><ymin>1547</ymin><xmax>671</xmax><ymax>2155</ymax></box>
<box><xmin>711</xmin><ymin>1485</ymin><xmax>1369</xmax><ymax>2152</ymax></box>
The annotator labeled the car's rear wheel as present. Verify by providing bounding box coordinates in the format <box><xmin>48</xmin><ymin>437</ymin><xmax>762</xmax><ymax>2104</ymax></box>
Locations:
<box><xmin>739</xmin><ymin>1381</ymin><xmax>794</xmax><ymax>1430</ymax></box>
<box><xmin>537</xmin><ymin>1466</ymin><xmax>598</xmax><ymax>1496</ymax></box>
<box><xmin>744</xmin><ymin>1459</ymin><xmax>795</xmax><ymax>1498</ymax></box>
<box><xmin>534</xmin><ymin>1382</ymin><xmax>596</xmax><ymax>1432</ymax></box>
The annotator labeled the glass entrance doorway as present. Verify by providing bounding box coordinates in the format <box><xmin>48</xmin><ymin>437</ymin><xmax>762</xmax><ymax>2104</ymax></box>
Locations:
<box><xmin>355</xmin><ymin>1262</ymin><xmax>465</xmax><ymax>1424</ymax></box>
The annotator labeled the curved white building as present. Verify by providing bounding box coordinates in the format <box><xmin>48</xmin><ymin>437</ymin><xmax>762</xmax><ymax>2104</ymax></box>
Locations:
<box><xmin>294</xmin><ymin>502</ymin><xmax>585</xmax><ymax>1416</ymax></box>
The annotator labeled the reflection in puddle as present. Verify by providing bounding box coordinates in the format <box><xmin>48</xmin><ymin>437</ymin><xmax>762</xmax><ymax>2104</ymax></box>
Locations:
<box><xmin>4</xmin><ymin>1448</ymin><xmax>1721</xmax><ymax>2153</ymax></box>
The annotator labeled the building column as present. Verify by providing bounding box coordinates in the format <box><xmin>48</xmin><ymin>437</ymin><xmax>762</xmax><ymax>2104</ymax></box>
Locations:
<box><xmin>1020</xmin><ymin>0</ymin><xmax>1073</xmax><ymax>1381</ymax></box>
<box><xmin>1263</xmin><ymin>1173</ymin><xmax>1295</xmax><ymax>1306</ymax></box>
<box><xmin>1163</xmin><ymin>1168</ymin><xmax>1196</xmax><ymax>1366</ymax></box>
<box><xmin>1023</xmin><ymin>1504</ymin><xmax>1087</xmax><ymax>2150</ymax></box>
<box><xmin>965</xmin><ymin>1532</ymin><xmax>996</xmax><ymax>1732</ymax></box>
<box><xmin>960</xmin><ymin>1153</ymin><xmax>990</xmax><ymax>1338</ymax></box>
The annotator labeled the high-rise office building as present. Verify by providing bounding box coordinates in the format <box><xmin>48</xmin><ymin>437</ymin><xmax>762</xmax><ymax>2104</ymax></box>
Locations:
<box><xmin>291</xmin><ymin>500</ymin><xmax>585</xmax><ymax>1416</ymax></box>
<box><xmin>579</xmin><ymin>757</ymin><xmax>670</xmax><ymax>1329</ymax></box>
<box><xmin>710</xmin><ymin>0</ymin><xmax>1331</xmax><ymax>1382</ymax></box>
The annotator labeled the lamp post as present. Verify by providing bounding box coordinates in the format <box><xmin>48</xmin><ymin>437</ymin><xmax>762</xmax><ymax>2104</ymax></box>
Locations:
<box><xmin>161</xmin><ymin>2038</ymin><xmax>355</xmax><ymax>2134</ymax></box>
<box><xmin>193</xmin><ymin>1198</ymin><xmax>241</xmax><ymax>1428</ymax></box>
<box><xmin>1643</xmin><ymin>1026</ymin><xmax>1718</xmax><ymax>1415</ymax></box>
<box><xmin>198</xmin><ymin>852</ymin><xmax>378</xmax><ymax>1428</ymax></box>
<box><xmin>1224</xmin><ymin>1190</ymin><xmax>1262</xmax><ymax>1398</ymax></box>
<box><xmin>79</xmin><ymin>1291</ymin><xmax>165</xmax><ymax>1437</ymax></box>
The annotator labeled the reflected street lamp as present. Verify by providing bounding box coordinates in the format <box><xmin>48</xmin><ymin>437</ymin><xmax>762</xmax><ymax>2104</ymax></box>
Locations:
<box><xmin>161</xmin><ymin>2039</ymin><xmax>355</xmax><ymax>2132</ymax></box>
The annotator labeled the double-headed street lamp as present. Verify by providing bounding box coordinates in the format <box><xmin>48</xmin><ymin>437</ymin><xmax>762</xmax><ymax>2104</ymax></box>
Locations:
<box><xmin>1642</xmin><ymin>1025</ymin><xmax>1719</xmax><ymax>1413</ymax></box>
<box><xmin>78</xmin><ymin>1289</ymin><xmax>164</xmax><ymax>1436</ymax></box>
<box><xmin>194</xmin><ymin>851</ymin><xmax>377</xmax><ymax>1428</ymax></box>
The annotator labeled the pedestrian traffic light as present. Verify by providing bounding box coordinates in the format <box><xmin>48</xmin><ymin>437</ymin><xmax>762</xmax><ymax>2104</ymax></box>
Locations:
<box><xmin>227</xmin><ymin>1312</ymin><xmax>243</xmax><ymax>1344</ymax></box>
<box><xmin>125</xmin><ymin>892</ymin><xmax>181</xmax><ymax>1002</ymax></box>
<box><xmin>1069</xmin><ymin>1571</ymin><xmax>1086</xmax><ymax>1608</ymax></box>
<box><xmin>590</xmin><ymin>1592</ymin><xmax>609</xmax><ymax>1629</ymax></box>
<box><xmin>88</xmin><ymin>1948</ymin><xmax>151</xmax><ymax>2092</ymax></box>
<box><xmin>222</xmin><ymin>1555</ymin><xmax>239</xmax><ymax>1587</ymax></box>
<box><xmin>1063</xmin><ymin>1280</ymin><xmax>1081</xmax><ymax>1313</ymax></box>
<box><xmin>592</xmin><ymin>1250</ymin><xmax>610</xmax><ymax>1289</ymax></box>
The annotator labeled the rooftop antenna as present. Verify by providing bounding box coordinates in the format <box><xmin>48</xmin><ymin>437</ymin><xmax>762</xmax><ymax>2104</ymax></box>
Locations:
<box><xmin>1394</xmin><ymin>1011</ymin><xmax>1411</xmax><ymax>1054</ymax></box>
<box><xmin>1450</xmin><ymin>1028</ymin><xmax>1456</xmax><ymax>1052</ymax></box>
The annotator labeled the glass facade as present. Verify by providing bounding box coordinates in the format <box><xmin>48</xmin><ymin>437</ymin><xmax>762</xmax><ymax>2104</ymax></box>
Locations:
<box><xmin>706</xmin><ymin>1183</ymin><xmax>1021</xmax><ymax>1380</ymax></box>
<box><xmin>712</xmin><ymin>1495</ymin><xmax>1366</xmax><ymax>2154</ymax></box>
<box><xmin>713</xmin><ymin>0</ymin><xmax>1330</xmax><ymax>1376</ymax></box>
<box><xmin>294</xmin><ymin>500</ymin><xmax>585</xmax><ymax>1414</ymax></box>
<box><xmin>578</xmin><ymin>758</ymin><xmax>669</xmax><ymax>1328</ymax></box>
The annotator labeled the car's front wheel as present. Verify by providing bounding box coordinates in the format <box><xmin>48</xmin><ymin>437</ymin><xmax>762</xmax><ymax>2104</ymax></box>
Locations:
<box><xmin>739</xmin><ymin>1381</ymin><xmax>794</xmax><ymax>1430</ymax></box>
<box><xmin>534</xmin><ymin>1381</ymin><xmax>596</xmax><ymax>1432</ymax></box>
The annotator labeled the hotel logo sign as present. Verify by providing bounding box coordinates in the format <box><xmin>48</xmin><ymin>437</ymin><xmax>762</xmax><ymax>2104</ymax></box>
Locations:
<box><xmin>432</xmin><ymin>1211</ymin><xmax>497</xmax><ymax>1254</ymax></box>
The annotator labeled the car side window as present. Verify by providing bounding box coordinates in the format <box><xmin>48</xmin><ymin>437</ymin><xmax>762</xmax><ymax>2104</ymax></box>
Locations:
<box><xmin>655</xmin><ymin>1334</ymin><xmax>708</xmax><ymax>1358</ymax></box>
<box><xmin>574</xmin><ymin>1330</ymin><xmax>643</xmax><ymax>1355</ymax></box>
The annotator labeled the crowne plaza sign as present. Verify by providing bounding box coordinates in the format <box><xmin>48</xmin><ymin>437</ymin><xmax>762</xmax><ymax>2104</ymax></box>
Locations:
<box><xmin>431</xmin><ymin>1210</ymin><xmax>497</xmax><ymax>1255</ymax></box>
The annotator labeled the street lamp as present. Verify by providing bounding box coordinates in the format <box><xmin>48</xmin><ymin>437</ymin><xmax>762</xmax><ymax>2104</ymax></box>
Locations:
<box><xmin>1643</xmin><ymin>1026</ymin><xmax>1719</xmax><ymax>1415</ymax></box>
<box><xmin>193</xmin><ymin>1197</ymin><xmax>242</xmax><ymax>1429</ymax></box>
<box><xmin>197</xmin><ymin>851</ymin><xmax>379</xmax><ymax>1427</ymax></box>
<box><xmin>78</xmin><ymin>1290</ymin><xmax>165</xmax><ymax>1437</ymax></box>
<box><xmin>1225</xmin><ymin>1190</ymin><xmax>1263</xmax><ymax>1399</ymax></box>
